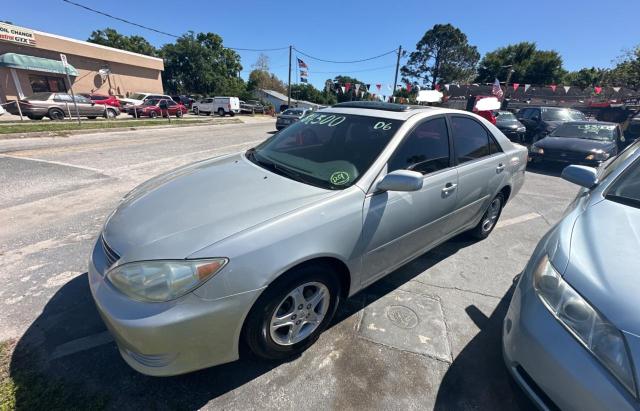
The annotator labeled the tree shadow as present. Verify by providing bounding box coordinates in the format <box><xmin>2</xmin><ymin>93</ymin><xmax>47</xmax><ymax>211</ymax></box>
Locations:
<box><xmin>9</xmin><ymin>235</ymin><xmax>532</xmax><ymax>410</ymax></box>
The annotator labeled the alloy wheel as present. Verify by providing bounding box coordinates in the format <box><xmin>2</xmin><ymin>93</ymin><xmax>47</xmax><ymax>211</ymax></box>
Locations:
<box><xmin>482</xmin><ymin>197</ymin><xmax>502</xmax><ymax>232</ymax></box>
<box><xmin>269</xmin><ymin>282</ymin><xmax>330</xmax><ymax>346</ymax></box>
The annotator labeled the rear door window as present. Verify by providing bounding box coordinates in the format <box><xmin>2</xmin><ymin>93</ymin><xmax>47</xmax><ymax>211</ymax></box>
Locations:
<box><xmin>450</xmin><ymin>116</ymin><xmax>493</xmax><ymax>164</ymax></box>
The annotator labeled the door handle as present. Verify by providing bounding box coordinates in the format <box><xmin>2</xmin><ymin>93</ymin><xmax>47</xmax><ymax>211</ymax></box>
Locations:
<box><xmin>442</xmin><ymin>182</ymin><xmax>457</xmax><ymax>194</ymax></box>
<box><xmin>496</xmin><ymin>163</ymin><xmax>505</xmax><ymax>172</ymax></box>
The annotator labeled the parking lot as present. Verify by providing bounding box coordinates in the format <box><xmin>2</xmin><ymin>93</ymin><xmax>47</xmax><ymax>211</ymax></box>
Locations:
<box><xmin>0</xmin><ymin>120</ymin><xmax>578</xmax><ymax>410</ymax></box>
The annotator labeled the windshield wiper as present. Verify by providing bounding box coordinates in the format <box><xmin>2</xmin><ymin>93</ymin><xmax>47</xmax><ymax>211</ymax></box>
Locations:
<box><xmin>246</xmin><ymin>149</ymin><xmax>331</xmax><ymax>189</ymax></box>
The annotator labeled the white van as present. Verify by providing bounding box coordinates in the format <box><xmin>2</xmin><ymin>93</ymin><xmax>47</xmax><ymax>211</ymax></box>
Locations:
<box><xmin>193</xmin><ymin>96</ymin><xmax>240</xmax><ymax>116</ymax></box>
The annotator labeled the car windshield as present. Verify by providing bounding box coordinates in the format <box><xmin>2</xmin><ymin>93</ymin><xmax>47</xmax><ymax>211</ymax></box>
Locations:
<box><xmin>24</xmin><ymin>92</ymin><xmax>53</xmax><ymax>101</ymax></box>
<box><xmin>282</xmin><ymin>109</ymin><xmax>303</xmax><ymax>116</ymax></box>
<box><xmin>129</xmin><ymin>93</ymin><xmax>146</xmax><ymax>100</ymax></box>
<box><xmin>247</xmin><ymin>112</ymin><xmax>402</xmax><ymax>189</ymax></box>
<box><xmin>550</xmin><ymin>123</ymin><xmax>617</xmax><ymax>141</ymax></box>
<box><xmin>541</xmin><ymin>108</ymin><xmax>586</xmax><ymax>121</ymax></box>
<box><xmin>495</xmin><ymin>111</ymin><xmax>516</xmax><ymax>121</ymax></box>
<box><xmin>605</xmin><ymin>158</ymin><xmax>640</xmax><ymax>208</ymax></box>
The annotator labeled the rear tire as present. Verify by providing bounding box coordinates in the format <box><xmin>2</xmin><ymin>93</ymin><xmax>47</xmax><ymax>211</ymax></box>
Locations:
<box><xmin>469</xmin><ymin>192</ymin><xmax>504</xmax><ymax>240</ymax></box>
<box><xmin>105</xmin><ymin>109</ymin><xmax>117</xmax><ymax>119</ymax></box>
<box><xmin>243</xmin><ymin>264</ymin><xmax>341</xmax><ymax>361</ymax></box>
<box><xmin>218</xmin><ymin>108</ymin><xmax>225</xmax><ymax>117</ymax></box>
<box><xmin>149</xmin><ymin>111</ymin><xmax>158</xmax><ymax>118</ymax></box>
<box><xmin>48</xmin><ymin>108</ymin><xmax>65</xmax><ymax>121</ymax></box>
<box><xmin>176</xmin><ymin>110</ymin><xmax>183</xmax><ymax>118</ymax></box>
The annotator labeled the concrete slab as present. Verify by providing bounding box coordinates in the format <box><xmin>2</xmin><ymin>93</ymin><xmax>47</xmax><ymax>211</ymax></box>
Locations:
<box><xmin>358</xmin><ymin>289</ymin><xmax>451</xmax><ymax>362</ymax></box>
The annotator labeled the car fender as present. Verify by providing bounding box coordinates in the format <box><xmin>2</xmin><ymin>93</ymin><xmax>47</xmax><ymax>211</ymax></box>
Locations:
<box><xmin>190</xmin><ymin>187</ymin><xmax>366</xmax><ymax>301</ymax></box>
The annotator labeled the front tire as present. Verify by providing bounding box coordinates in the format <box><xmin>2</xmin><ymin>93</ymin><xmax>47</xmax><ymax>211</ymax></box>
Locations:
<box><xmin>193</xmin><ymin>107</ymin><xmax>199</xmax><ymax>115</ymax></box>
<box><xmin>48</xmin><ymin>108</ymin><xmax>65</xmax><ymax>121</ymax></box>
<box><xmin>176</xmin><ymin>110</ymin><xmax>183</xmax><ymax>118</ymax></box>
<box><xmin>469</xmin><ymin>192</ymin><xmax>504</xmax><ymax>240</ymax></box>
<box><xmin>243</xmin><ymin>264</ymin><xmax>341</xmax><ymax>361</ymax></box>
<box><xmin>218</xmin><ymin>108</ymin><xmax>225</xmax><ymax>117</ymax></box>
<box><xmin>105</xmin><ymin>109</ymin><xmax>117</xmax><ymax>119</ymax></box>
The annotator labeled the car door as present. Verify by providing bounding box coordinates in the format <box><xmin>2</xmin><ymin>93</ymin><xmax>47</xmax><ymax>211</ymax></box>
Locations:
<box><xmin>448</xmin><ymin>114</ymin><xmax>508</xmax><ymax>230</ymax></box>
<box><xmin>361</xmin><ymin>116</ymin><xmax>459</xmax><ymax>284</ymax></box>
<box><xmin>75</xmin><ymin>95</ymin><xmax>100</xmax><ymax>116</ymax></box>
<box><xmin>165</xmin><ymin>99</ymin><xmax>178</xmax><ymax>115</ymax></box>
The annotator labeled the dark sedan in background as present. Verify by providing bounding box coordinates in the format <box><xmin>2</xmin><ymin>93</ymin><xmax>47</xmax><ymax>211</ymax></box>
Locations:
<box><xmin>529</xmin><ymin>121</ymin><xmax>624</xmax><ymax>166</ymax></box>
<box><xmin>275</xmin><ymin>108</ymin><xmax>311</xmax><ymax>131</ymax></box>
<box><xmin>494</xmin><ymin>110</ymin><xmax>526</xmax><ymax>143</ymax></box>
<box><xmin>517</xmin><ymin>106</ymin><xmax>587</xmax><ymax>143</ymax></box>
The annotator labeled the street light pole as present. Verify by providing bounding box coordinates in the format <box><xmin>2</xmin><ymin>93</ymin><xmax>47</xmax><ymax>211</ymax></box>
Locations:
<box><xmin>501</xmin><ymin>64</ymin><xmax>514</xmax><ymax>103</ymax></box>
<box><xmin>392</xmin><ymin>45</ymin><xmax>402</xmax><ymax>101</ymax></box>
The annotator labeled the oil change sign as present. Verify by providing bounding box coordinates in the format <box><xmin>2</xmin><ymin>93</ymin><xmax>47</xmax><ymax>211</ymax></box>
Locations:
<box><xmin>0</xmin><ymin>23</ymin><xmax>36</xmax><ymax>47</ymax></box>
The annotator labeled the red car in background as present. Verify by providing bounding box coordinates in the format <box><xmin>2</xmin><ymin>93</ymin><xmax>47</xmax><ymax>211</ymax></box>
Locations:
<box><xmin>127</xmin><ymin>98</ymin><xmax>188</xmax><ymax>118</ymax></box>
<box><xmin>80</xmin><ymin>94</ymin><xmax>121</xmax><ymax>108</ymax></box>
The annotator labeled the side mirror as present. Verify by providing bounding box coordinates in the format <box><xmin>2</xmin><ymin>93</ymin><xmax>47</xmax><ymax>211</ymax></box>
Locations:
<box><xmin>561</xmin><ymin>165</ymin><xmax>598</xmax><ymax>189</ymax></box>
<box><xmin>376</xmin><ymin>170</ymin><xmax>423</xmax><ymax>192</ymax></box>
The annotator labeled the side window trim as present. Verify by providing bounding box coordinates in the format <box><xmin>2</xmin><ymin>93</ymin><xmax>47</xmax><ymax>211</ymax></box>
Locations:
<box><xmin>388</xmin><ymin>114</ymin><xmax>454</xmax><ymax>177</ymax></box>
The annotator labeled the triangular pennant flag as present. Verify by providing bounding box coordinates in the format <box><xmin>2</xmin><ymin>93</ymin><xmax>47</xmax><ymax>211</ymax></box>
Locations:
<box><xmin>550</xmin><ymin>84</ymin><xmax>557</xmax><ymax>92</ymax></box>
<box><xmin>406</xmin><ymin>83</ymin><xmax>412</xmax><ymax>92</ymax></box>
<box><xmin>524</xmin><ymin>84</ymin><xmax>531</xmax><ymax>93</ymax></box>
<box><xmin>376</xmin><ymin>84</ymin><xmax>382</xmax><ymax>91</ymax></box>
<box><xmin>345</xmin><ymin>83</ymin><xmax>352</xmax><ymax>92</ymax></box>
<box><xmin>435</xmin><ymin>84</ymin><xmax>441</xmax><ymax>91</ymax></box>
<box><xmin>613</xmin><ymin>87</ymin><xmax>621</xmax><ymax>93</ymax></box>
<box><xmin>594</xmin><ymin>86</ymin><xmax>602</xmax><ymax>94</ymax></box>
<box><xmin>355</xmin><ymin>84</ymin><xmax>361</xmax><ymax>92</ymax></box>
<box><xmin>340</xmin><ymin>86</ymin><xmax>346</xmax><ymax>94</ymax></box>
<box><xmin>512</xmin><ymin>83</ymin><xmax>519</xmax><ymax>91</ymax></box>
<box><xmin>445</xmin><ymin>84</ymin><xmax>450</xmax><ymax>91</ymax></box>
<box><xmin>563</xmin><ymin>86</ymin><xmax>571</xmax><ymax>93</ymax></box>
<box><xmin>383</xmin><ymin>95</ymin><xmax>386</xmax><ymax>101</ymax></box>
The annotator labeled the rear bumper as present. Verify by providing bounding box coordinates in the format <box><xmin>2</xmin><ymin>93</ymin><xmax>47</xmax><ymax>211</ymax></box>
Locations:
<box><xmin>503</xmin><ymin>261</ymin><xmax>638</xmax><ymax>411</ymax></box>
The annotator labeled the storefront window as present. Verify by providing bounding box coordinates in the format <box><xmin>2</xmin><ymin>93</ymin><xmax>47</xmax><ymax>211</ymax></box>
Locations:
<box><xmin>29</xmin><ymin>75</ymin><xmax>67</xmax><ymax>93</ymax></box>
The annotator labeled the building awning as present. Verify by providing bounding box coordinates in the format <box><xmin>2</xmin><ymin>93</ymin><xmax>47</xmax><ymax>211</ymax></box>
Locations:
<box><xmin>0</xmin><ymin>53</ymin><xmax>78</xmax><ymax>76</ymax></box>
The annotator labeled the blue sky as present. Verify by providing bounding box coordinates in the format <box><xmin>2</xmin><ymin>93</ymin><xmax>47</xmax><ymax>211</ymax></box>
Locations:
<box><xmin>5</xmin><ymin>0</ymin><xmax>640</xmax><ymax>92</ymax></box>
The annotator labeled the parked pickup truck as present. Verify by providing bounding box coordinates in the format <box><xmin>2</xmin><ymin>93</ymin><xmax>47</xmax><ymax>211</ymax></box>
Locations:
<box><xmin>240</xmin><ymin>100</ymin><xmax>266</xmax><ymax>114</ymax></box>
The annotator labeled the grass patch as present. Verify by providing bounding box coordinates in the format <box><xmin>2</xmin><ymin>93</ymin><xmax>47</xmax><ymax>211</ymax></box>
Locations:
<box><xmin>0</xmin><ymin>118</ymin><xmax>232</xmax><ymax>135</ymax></box>
<box><xmin>0</xmin><ymin>340</ymin><xmax>108</xmax><ymax>410</ymax></box>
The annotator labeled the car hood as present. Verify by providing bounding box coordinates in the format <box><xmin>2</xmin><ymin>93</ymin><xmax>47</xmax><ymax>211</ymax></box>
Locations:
<box><xmin>535</xmin><ymin>137</ymin><xmax>616</xmax><ymax>153</ymax></box>
<box><xmin>563</xmin><ymin>199</ymin><xmax>640</xmax><ymax>334</ymax></box>
<box><xmin>103</xmin><ymin>153</ymin><xmax>335</xmax><ymax>262</ymax></box>
<box><xmin>277</xmin><ymin>115</ymin><xmax>302</xmax><ymax>120</ymax></box>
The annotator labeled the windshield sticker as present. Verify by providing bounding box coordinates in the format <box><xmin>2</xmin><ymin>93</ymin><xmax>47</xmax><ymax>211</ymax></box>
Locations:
<box><xmin>373</xmin><ymin>121</ymin><xmax>393</xmax><ymax>131</ymax></box>
<box><xmin>330</xmin><ymin>171</ymin><xmax>351</xmax><ymax>185</ymax></box>
<box><xmin>299</xmin><ymin>114</ymin><xmax>346</xmax><ymax>127</ymax></box>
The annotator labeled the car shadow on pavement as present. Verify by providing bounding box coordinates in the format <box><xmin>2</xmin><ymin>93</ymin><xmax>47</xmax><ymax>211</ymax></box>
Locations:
<box><xmin>9</xmin><ymin>236</ymin><xmax>531</xmax><ymax>410</ymax></box>
<box><xmin>526</xmin><ymin>161</ymin><xmax>567</xmax><ymax>178</ymax></box>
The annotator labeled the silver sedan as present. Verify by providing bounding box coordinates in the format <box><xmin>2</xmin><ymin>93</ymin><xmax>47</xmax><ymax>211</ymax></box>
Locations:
<box><xmin>89</xmin><ymin>101</ymin><xmax>527</xmax><ymax>376</ymax></box>
<box><xmin>504</xmin><ymin>140</ymin><xmax>640</xmax><ymax>410</ymax></box>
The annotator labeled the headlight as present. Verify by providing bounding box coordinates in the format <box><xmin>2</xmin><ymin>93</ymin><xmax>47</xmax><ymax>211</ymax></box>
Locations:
<box><xmin>106</xmin><ymin>258</ymin><xmax>228</xmax><ymax>302</ymax></box>
<box><xmin>517</xmin><ymin>126</ymin><xmax>526</xmax><ymax>132</ymax></box>
<box><xmin>530</xmin><ymin>145</ymin><xmax>544</xmax><ymax>155</ymax></box>
<box><xmin>533</xmin><ymin>255</ymin><xmax>637</xmax><ymax>396</ymax></box>
<box><xmin>585</xmin><ymin>149</ymin><xmax>610</xmax><ymax>161</ymax></box>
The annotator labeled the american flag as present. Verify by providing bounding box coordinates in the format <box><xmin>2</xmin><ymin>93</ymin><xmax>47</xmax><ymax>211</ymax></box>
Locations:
<box><xmin>297</xmin><ymin>58</ymin><xmax>308</xmax><ymax>69</ymax></box>
<box><xmin>492</xmin><ymin>78</ymin><xmax>504</xmax><ymax>99</ymax></box>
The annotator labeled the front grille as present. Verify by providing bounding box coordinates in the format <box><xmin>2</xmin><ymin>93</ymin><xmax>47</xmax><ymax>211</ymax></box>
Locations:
<box><xmin>543</xmin><ymin>148</ymin><xmax>586</xmax><ymax>162</ymax></box>
<box><xmin>101</xmin><ymin>235</ymin><xmax>120</xmax><ymax>268</ymax></box>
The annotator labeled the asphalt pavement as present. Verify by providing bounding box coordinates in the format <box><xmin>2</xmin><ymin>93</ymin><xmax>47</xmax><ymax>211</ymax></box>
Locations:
<box><xmin>0</xmin><ymin>120</ymin><xmax>579</xmax><ymax>410</ymax></box>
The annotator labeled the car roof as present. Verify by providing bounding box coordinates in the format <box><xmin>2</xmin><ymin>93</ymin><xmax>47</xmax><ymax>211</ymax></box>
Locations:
<box><xmin>524</xmin><ymin>106</ymin><xmax>582</xmax><ymax>110</ymax></box>
<box><xmin>318</xmin><ymin>101</ymin><xmax>453</xmax><ymax>120</ymax></box>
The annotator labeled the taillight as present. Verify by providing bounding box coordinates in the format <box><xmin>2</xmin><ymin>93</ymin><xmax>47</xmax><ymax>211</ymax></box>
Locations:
<box><xmin>227</xmin><ymin>104</ymin><xmax>231</xmax><ymax>109</ymax></box>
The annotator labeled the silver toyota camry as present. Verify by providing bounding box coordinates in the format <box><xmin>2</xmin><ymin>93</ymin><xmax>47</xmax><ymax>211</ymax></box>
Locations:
<box><xmin>89</xmin><ymin>101</ymin><xmax>527</xmax><ymax>376</ymax></box>
<box><xmin>504</xmin><ymin>139</ymin><xmax>640</xmax><ymax>410</ymax></box>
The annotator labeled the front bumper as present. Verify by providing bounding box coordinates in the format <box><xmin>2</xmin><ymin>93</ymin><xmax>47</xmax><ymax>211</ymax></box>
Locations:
<box><xmin>503</xmin><ymin>261</ymin><xmax>638</xmax><ymax>411</ymax></box>
<box><xmin>527</xmin><ymin>152</ymin><xmax>603</xmax><ymax>167</ymax></box>
<box><xmin>88</xmin><ymin>242</ymin><xmax>262</xmax><ymax>376</ymax></box>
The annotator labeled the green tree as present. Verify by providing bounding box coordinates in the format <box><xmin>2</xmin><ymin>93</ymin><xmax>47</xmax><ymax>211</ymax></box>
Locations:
<box><xmin>563</xmin><ymin>67</ymin><xmax>608</xmax><ymax>89</ymax></box>
<box><xmin>476</xmin><ymin>42</ymin><xmax>565</xmax><ymax>85</ymax></box>
<box><xmin>332</xmin><ymin>75</ymin><xmax>371</xmax><ymax>102</ymax></box>
<box><xmin>245</xmin><ymin>53</ymin><xmax>287</xmax><ymax>94</ymax></box>
<box><xmin>605</xmin><ymin>46</ymin><xmax>640</xmax><ymax>89</ymax></box>
<box><xmin>290</xmin><ymin>84</ymin><xmax>337</xmax><ymax>105</ymax></box>
<box><xmin>87</xmin><ymin>28</ymin><xmax>157</xmax><ymax>56</ymax></box>
<box><xmin>160</xmin><ymin>32</ymin><xmax>244</xmax><ymax>95</ymax></box>
<box><xmin>401</xmin><ymin>24</ymin><xmax>479</xmax><ymax>89</ymax></box>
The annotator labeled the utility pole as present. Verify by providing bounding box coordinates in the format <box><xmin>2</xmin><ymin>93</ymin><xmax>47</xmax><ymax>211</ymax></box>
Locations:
<box><xmin>287</xmin><ymin>45</ymin><xmax>292</xmax><ymax>107</ymax></box>
<box><xmin>501</xmin><ymin>64</ymin><xmax>514</xmax><ymax>103</ymax></box>
<box><xmin>392</xmin><ymin>45</ymin><xmax>402</xmax><ymax>101</ymax></box>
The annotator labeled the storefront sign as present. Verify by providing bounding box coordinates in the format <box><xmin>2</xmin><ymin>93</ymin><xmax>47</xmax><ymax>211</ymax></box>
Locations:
<box><xmin>0</xmin><ymin>23</ymin><xmax>36</xmax><ymax>47</ymax></box>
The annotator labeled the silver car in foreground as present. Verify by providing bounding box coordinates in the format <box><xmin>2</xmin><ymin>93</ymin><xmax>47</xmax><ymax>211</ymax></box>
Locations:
<box><xmin>504</xmin><ymin>140</ymin><xmax>640</xmax><ymax>410</ymax></box>
<box><xmin>90</xmin><ymin>101</ymin><xmax>527</xmax><ymax>376</ymax></box>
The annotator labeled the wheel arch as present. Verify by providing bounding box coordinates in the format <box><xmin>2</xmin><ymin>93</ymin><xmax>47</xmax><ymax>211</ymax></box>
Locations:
<box><xmin>499</xmin><ymin>184</ymin><xmax>512</xmax><ymax>204</ymax></box>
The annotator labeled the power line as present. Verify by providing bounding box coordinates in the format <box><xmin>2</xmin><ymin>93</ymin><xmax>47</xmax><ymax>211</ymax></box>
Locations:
<box><xmin>61</xmin><ymin>0</ymin><xmax>288</xmax><ymax>52</ymax></box>
<box><xmin>309</xmin><ymin>64</ymin><xmax>396</xmax><ymax>74</ymax></box>
<box><xmin>294</xmin><ymin>47</ymin><xmax>398</xmax><ymax>64</ymax></box>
